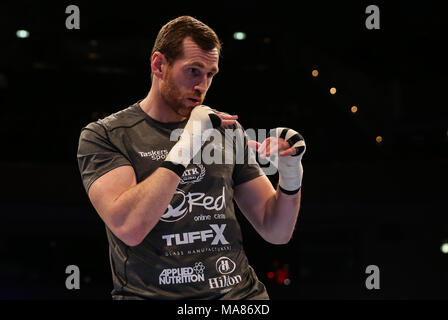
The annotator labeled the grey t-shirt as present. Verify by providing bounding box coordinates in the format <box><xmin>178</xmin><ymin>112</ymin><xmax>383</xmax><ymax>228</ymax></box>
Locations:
<box><xmin>77</xmin><ymin>101</ymin><xmax>269</xmax><ymax>300</ymax></box>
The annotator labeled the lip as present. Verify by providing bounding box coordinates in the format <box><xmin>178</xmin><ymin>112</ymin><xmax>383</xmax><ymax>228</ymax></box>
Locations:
<box><xmin>186</xmin><ymin>97</ymin><xmax>201</xmax><ymax>106</ymax></box>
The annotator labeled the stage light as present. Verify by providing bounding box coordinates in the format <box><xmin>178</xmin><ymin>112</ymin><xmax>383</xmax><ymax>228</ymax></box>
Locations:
<box><xmin>267</xmin><ymin>272</ymin><xmax>274</xmax><ymax>279</ymax></box>
<box><xmin>88</xmin><ymin>53</ymin><xmax>98</xmax><ymax>60</ymax></box>
<box><xmin>16</xmin><ymin>29</ymin><xmax>30</xmax><ymax>38</ymax></box>
<box><xmin>441</xmin><ymin>242</ymin><xmax>448</xmax><ymax>254</ymax></box>
<box><xmin>312</xmin><ymin>69</ymin><xmax>319</xmax><ymax>77</ymax></box>
<box><xmin>284</xmin><ymin>278</ymin><xmax>291</xmax><ymax>286</ymax></box>
<box><xmin>233</xmin><ymin>32</ymin><xmax>246</xmax><ymax>40</ymax></box>
<box><xmin>376</xmin><ymin>136</ymin><xmax>383</xmax><ymax>144</ymax></box>
<box><xmin>351</xmin><ymin>106</ymin><xmax>358</xmax><ymax>113</ymax></box>
<box><xmin>275</xmin><ymin>269</ymin><xmax>289</xmax><ymax>285</ymax></box>
<box><xmin>330</xmin><ymin>87</ymin><xmax>337</xmax><ymax>95</ymax></box>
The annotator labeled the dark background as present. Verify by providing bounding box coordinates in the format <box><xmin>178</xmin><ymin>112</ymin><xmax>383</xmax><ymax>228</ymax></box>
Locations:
<box><xmin>1</xmin><ymin>1</ymin><xmax>447</xmax><ymax>300</ymax></box>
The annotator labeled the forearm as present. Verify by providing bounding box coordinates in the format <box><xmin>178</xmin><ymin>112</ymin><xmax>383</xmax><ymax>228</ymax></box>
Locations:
<box><xmin>111</xmin><ymin>106</ymin><xmax>228</xmax><ymax>245</ymax></box>
<box><xmin>112</xmin><ymin>167</ymin><xmax>180</xmax><ymax>245</ymax></box>
<box><xmin>263</xmin><ymin>187</ymin><xmax>301</xmax><ymax>244</ymax></box>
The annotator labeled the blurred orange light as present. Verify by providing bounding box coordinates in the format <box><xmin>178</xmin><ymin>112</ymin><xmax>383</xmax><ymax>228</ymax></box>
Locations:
<box><xmin>88</xmin><ymin>53</ymin><xmax>98</xmax><ymax>60</ymax></box>
<box><xmin>330</xmin><ymin>87</ymin><xmax>337</xmax><ymax>95</ymax></box>
<box><xmin>312</xmin><ymin>69</ymin><xmax>319</xmax><ymax>77</ymax></box>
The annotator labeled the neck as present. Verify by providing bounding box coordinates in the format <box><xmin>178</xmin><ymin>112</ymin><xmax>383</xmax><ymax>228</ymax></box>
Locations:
<box><xmin>139</xmin><ymin>87</ymin><xmax>187</xmax><ymax>123</ymax></box>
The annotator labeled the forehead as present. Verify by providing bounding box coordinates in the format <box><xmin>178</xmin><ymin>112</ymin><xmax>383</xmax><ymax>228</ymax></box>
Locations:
<box><xmin>178</xmin><ymin>37</ymin><xmax>219</xmax><ymax>69</ymax></box>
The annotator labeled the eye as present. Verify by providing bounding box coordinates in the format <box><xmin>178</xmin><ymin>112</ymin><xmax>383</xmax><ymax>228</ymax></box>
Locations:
<box><xmin>189</xmin><ymin>68</ymin><xmax>200</xmax><ymax>76</ymax></box>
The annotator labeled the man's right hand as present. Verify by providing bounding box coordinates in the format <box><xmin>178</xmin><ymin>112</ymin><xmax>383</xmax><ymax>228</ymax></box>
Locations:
<box><xmin>165</xmin><ymin>105</ymin><xmax>238</xmax><ymax>168</ymax></box>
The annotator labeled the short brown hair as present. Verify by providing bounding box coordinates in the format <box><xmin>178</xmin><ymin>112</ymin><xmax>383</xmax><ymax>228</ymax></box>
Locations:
<box><xmin>151</xmin><ymin>16</ymin><xmax>221</xmax><ymax>65</ymax></box>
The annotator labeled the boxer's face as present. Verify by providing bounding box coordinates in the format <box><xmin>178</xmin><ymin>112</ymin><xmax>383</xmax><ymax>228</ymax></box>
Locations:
<box><xmin>160</xmin><ymin>37</ymin><xmax>219</xmax><ymax>118</ymax></box>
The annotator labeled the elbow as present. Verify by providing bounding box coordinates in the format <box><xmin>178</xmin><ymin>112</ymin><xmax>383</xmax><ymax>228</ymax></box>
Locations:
<box><xmin>121</xmin><ymin>234</ymin><xmax>143</xmax><ymax>247</ymax></box>
<box><xmin>106</xmin><ymin>207</ymin><xmax>147</xmax><ymax>247</ymax></box>
<box><xmin>117</xmin><ymin>228</ymin><xmax>146</xmax><ymax>247</ymax></box>
<box><xmin>258</xmin><ymin>224</ymin><xmax>293</xmax><ymax>245</ymax></box>
<box><xmin>112</xmin><ymin>224</ymin><xmax>147</xmax><ymax>247</ymax></box>
<box><xmin>262</xmin><ymin>232</ymin><xmax>292</xmax><ymax>245</ymax></box>
<box><xmin>267</xmin><ymin>237</ymin><xmax>291</xmax><ymax>245</ymax></box>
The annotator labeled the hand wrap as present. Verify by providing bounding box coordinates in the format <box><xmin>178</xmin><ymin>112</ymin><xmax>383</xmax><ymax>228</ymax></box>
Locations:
<box><xmin>161</xmin><ymin>106</ymin><xmax>221</xmax><ymax>176</ymax></box>
<box><xmin>274</xmin><ymin>127</ymin><xmax>306</xmax><ymax>194</ymax></box>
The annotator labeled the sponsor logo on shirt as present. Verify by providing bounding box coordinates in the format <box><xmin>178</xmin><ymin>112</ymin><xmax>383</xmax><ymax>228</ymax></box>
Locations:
<box><xmin>138</xmin><ymin>149</ymin><xmax>168</xmax><ymax>161</ymax></box>
<box><xmin>216</xmin><ymin>257</ymin><xmax>236</xmax><ymax>275</ymax></box>
<box><xmin>209</xmin><ymin>256</ymin><xmax>241</xmax><ymax>290</ymax></box>
<box><xmin>159</xmin><ymin>262</ymin><xmax>206</xmax><ymax>285</ymax></box>
<box><xmin>161</xmin><ymin>187</ymin><xmax>226</xmax><ymax>222</ymax></box>
<box><xmin>162</xmin><ymin>224</ymin><xmax>229</xmax><ymax>246</ymax></box>
<box><xmin>179</xmin><ymin>164</ymin><xmax>206</xmax><ymax>184</ymax></box>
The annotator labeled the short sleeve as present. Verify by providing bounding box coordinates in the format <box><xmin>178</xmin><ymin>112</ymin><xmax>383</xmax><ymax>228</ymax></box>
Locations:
<box><xmin>232</xmin><ymin>122</ymin><xmax>265</xmax><ymax>187</ymax></box>
<box><xmin>77</xmin><ymin>122</ymin><xmax>132</xmax><ymax>194</ymax></box>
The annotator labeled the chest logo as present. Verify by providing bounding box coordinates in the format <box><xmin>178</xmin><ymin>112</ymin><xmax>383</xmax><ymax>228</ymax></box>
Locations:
<box><xmin>161</xmin><ymin>187</ymin><xmax>226</xmax><ymax>222</ymax></box>
<box><xmin>180</xmin><ymin>164</ymin><xmax>206</xmax><ymax>185</ymax></box>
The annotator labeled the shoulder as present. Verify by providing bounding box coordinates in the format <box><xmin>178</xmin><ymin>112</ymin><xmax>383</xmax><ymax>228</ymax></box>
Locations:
<box><xmin>229</xmin><ymin>120</ymin><xmax>252</xmax><ymax>140</ymax></box>
<box><xmin>81</xmin><ymin>103</ymin><xmax>145</xmax><ymax>135</ymax></box>
<box><xmin>99</xmin><ymin>103</ymin><xmax>146</xmax><ymax>132</ymax></box>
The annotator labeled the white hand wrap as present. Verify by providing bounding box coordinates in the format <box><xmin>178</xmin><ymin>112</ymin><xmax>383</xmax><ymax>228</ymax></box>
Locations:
<box><xmin>274</xmin><ymin>127</ymin><xmax>306</xmax><ymax>194</ymax></box>
<box><xmin>165</xmin><ymin>105</ymin><xmax>221</xmax><ymax>168</ymax></box>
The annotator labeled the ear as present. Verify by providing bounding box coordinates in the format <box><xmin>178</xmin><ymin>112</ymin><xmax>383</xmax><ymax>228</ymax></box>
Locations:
<box><xmin>151</xmin><ymin>52</ymin><xmax>167</xmax><ymax>80</ymax></box>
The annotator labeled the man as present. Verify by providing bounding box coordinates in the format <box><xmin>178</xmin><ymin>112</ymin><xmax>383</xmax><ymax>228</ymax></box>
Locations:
<box><xmin>77</xmin><ymin>16</ymin><xmax>306</xmax><ymax>300</ymax></box>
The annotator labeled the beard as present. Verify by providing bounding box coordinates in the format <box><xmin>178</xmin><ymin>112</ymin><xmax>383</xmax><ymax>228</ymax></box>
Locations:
<box><xmin>160</xmin><ymin>69</ymin><xmax>201</xmax><ymax>119</ymax></box>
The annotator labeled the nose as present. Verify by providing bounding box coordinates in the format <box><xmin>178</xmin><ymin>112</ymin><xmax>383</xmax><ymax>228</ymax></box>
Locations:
<box><xmin>193</xmin><ymin>76</ymin><xmax>209</xmax><ymax>95</ymax></box>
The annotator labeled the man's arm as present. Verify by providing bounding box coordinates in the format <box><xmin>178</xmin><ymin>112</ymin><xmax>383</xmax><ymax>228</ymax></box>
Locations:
<box><xmin>234</xmin><ymin>175</ymin><xmax>301</xmax><ymax>244</ymax></box>
<box><xmin>234</xmin><ymin>127</ymin><xmax>306</xmax><ymax>244</ymax></box>
<box><xmin>88</xmin><ymin>166</ymin><xmax>180</xmax><ymax>246</ymax></box>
